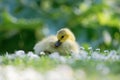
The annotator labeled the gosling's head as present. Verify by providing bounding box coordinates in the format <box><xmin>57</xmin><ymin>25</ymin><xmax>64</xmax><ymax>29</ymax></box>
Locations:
<box><xmin>55</xmin><ymin>28</ymin><xmax>75</xmax><ymax>47</ymax></box>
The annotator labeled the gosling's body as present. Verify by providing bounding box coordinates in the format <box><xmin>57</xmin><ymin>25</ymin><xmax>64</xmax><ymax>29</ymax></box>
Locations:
<box><xmin>34</xmin><ymin>28</ymin><xmax>80</xmax><ymax>55</ymax></box>
<box><xmin>34</xmin><ymin>36</ymin><xmax>57</xmax><ymax>54</ymax></box>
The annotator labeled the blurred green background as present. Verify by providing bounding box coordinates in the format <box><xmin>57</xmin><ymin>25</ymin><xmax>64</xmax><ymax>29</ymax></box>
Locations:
<box><xmin>0</xmin><ymin>0</ymin><xmax>120</xmax><ymax>54</ymax></box>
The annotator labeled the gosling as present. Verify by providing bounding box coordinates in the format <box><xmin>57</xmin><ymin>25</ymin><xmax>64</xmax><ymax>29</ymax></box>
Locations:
<box><xmin>34</xmin><ymin>28</ymin><xmax>80</xmax><ymax>55</ymax></box>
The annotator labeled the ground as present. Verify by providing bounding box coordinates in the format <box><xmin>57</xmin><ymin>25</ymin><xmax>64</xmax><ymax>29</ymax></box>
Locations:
<box><xmin>0</xmin><ymin>49</ymin><xmax>120</xmax><ymax>80</ymax></box>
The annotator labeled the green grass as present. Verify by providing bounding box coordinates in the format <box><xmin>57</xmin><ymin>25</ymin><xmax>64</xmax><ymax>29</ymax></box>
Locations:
<box><xmin>0</xmin><ymin>50</ymin><xmax>120</xmax><ymax>80</ymax></box>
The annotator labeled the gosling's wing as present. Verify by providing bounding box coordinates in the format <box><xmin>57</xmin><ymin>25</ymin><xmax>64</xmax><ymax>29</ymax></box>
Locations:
<box><xmin>34</xmin><ymin>36</ymin><xmax>57</xmax><ymax>54</ymax></box>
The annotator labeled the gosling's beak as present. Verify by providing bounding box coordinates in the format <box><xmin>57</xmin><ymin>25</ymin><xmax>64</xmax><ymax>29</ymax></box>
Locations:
<box><xmin>55</xmin><ymin>40</ymin><xmax>62</xmax><ymax>47</ymax></box>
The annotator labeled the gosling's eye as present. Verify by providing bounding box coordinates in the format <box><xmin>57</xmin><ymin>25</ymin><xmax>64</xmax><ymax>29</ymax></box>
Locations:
<box><xmin>61</xmin><ymin>36</ymin><xmax>64</xmax><ymax>39</ymax></box>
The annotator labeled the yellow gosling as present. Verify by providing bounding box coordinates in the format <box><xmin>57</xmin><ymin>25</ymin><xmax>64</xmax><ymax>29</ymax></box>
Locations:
<box><xmin>34</xmin><ymin>28</ymin><xmax>80</xmax><ymax>55</ymax></box>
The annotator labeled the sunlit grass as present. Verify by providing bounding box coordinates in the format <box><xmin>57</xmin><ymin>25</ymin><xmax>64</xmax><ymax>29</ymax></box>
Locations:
<box><xmin>0</xmin><ymin>49</ymin><xmax>120</xmax><ymax>80</ymax></box>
